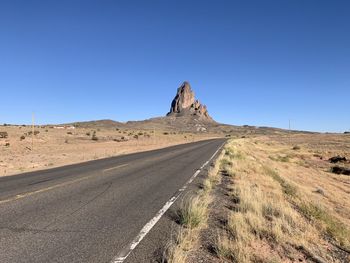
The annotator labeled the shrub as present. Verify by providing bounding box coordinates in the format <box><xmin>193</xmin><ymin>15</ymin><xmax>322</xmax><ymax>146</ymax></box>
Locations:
<box><xmin>86</xmin><ymin>132</ymin><xmax>90</xmax><ymax>136</ymax></box>
<box><xmin>20</xmin><ymin>135</ymin><xmax>25</xmax><ymax>140</ymax></box>
<box><xmin>28</xmin><ymin>130</ymin><xmax>40</xmax><ymax>136</ymax></box>
<box><xmin>67</xmin><ymin>131</ymin><xmax>73</xmax><ymax>135</ymax></box>
<box><xmin>292</xmin><ymin>145</ymin><xmax>301</xmax><ymax>150</ymax></box>
<box><xmin>163</xmin><ymin>132</ymin><xmax>169</xmax><ymax>135</ymax></box>
<box><xmin>5</xmin><ymin>142</ymin><xmax>10</xmax><ymax>147</ymax></box>
<box><xmin>91</xmin><ymin>131</ymin><xmax>98</xmax><ymax>141</ymax></box>
<box><xmin>269</xmin><ymin>155</ymin><xmax>290</xmax><ymax>162</ymax></box>
<box><xmin>0</xmin><ymin>131</ymin><xmax>8</xmax><ymax>138</ymax></box>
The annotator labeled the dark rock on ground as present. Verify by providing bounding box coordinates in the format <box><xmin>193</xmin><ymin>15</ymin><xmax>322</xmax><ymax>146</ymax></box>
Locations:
<box><xmin>331</xmin><ymin>166</ymin><xmax>350</xmax><ymax>175</ymax></box>
<box><xmin>329</xmin><ymin>156</ymin><xmax>347</xmax><ymax>163</ymax></box>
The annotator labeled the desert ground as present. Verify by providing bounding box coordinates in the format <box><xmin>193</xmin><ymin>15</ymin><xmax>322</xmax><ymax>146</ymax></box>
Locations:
<box><xmin>0</xmin><ymin>124</ymin><xmax>218</xmax><ymax>177</ymax></box>
<box><xmin>168</xmin><ymin>133</ymin><xmax>350</xmax><ymax>263</ymax></box>
<box><xmin>1</xmin><ymin>122</ymin><xmax>349</xmax><ymax>262</ymax></box>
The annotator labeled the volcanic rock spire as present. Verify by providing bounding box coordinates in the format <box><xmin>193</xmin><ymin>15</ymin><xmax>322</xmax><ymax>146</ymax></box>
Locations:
<box><xmin>167</xmin><ymin>81</ymin><xmax>213</xmax><ymax>121</ymax></box>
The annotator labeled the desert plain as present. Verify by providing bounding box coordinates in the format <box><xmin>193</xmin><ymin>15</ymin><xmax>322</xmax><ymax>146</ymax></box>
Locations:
<box><xmin>0</xmin><ymin>124</ymin><xmax>217</xmax><ymax>177</ymax></box>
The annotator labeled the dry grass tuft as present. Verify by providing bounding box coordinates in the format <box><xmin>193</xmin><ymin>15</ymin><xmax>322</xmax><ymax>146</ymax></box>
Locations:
<box><xmin>178</xmin><ymin>194</ymin><xmax>211</xmax><ymax>228</ymax></box>
<box><xmin>165</xmin><ymin>146</ymin><xmax>225</xmax><ymax>263</ymax></box>
<box><xmin>165</xmin><ymin>228</ymin><xmax>194</xmax><ymax>263</ymax></box>
<box><xmin>215</xmin><ymin>231</ymin><xmax>250</xmax><ymax>263</ymax></box>
<box><xmin>263</xmin><ymin>166</ymin><xmax>298</xmax><ymax>197</ymax></box>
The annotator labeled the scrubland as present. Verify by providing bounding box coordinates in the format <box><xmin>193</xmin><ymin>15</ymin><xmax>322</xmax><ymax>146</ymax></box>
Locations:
<box><xmin>0</xmin><ymin>125</ymin><xmax>217</xmax><ymax>177</ymax></box>
<box><xmin>170</xmin><ymin>133</ymin><xmax>350</xmax><ymax>262</ymax></box>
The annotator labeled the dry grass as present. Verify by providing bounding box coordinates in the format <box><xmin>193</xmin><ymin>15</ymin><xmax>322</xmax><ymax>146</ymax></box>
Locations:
<box><xmin>213</xmin><ymin>139</ymin><xmax>339</xmax><ymax>262</ymax></box>
<box><xmin>299</xmin><ymin>202</ymin><xmax>350</xmax><ymax>251</ymax></box>
<box><xmin>165</xmin><ymin>228</ymin><xmax>196</xmax><ymax>263</ymax></box>
<box><xmin>167</xmin><ymin>134</ymin><xmax>350</xmax><ymax>262</ymax></box>
<box><xmin>178</xmin><ymin>195</ymin><xmax>211</xmax><ymax>229</ymax></box>
<box><xmin>258</xmin><ymin>136</ymin><xmax>350</xmax><ymax>252</ymax></box>
<box><xmin>263</xmin><ymin>166</ymin><xmax>298</xmax><ymax>198</ymax></box>
<box><xmin>165</xmin><ymin>150</ymin><xmax>224</xmax><ymax>263</ymax></box>
<box><xmin>216</xmin><ymin>231</ymin><xmax>248</xmax><ymax>263</ymax></box>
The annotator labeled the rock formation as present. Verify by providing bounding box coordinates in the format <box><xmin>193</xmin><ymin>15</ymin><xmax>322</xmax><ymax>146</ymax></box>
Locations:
<box><xmin>167</xmin><ymin>81</ymin><xmax>213</xmax><ymax>121</ymax></box>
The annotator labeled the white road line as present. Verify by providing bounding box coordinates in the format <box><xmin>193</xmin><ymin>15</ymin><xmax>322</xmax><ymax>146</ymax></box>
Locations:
<box><xmin>111</xmin><ymin>141</ymin><xmax>226</xmax><ymax>263</ymax></box>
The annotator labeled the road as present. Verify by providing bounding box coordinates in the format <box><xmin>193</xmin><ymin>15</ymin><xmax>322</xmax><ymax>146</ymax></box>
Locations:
<box><xmin>0</xmin><ymin>138</ymin><xmax>225</xmax><ymax>263</ymax></box>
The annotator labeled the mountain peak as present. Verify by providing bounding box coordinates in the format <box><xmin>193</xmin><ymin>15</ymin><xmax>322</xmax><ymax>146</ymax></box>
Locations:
<box><xmin>167</xmin><ymin>81</ymin><xmax>213</xmax><ymax>121</ymax></box>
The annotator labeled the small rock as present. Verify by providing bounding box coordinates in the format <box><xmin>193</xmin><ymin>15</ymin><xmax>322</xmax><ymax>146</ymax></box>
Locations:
<box><xmin>331</xmin><ymin>166</ymin><xmax>350</xmax><ymax>176</ymax></box>
<box><xmin>315</xmin><ymin>187</ymin><xmax>325</xmax><ymax>195</ymax></box>
<box><xmin>329</xmin><ymin>156</ymin><xmax>347</xmax><ymax>163</ymax></box>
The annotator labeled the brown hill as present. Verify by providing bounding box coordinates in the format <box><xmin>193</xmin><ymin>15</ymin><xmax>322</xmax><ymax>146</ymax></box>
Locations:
<box><xmin>67</xmin><ymin>119</ymin><xmax>122</xmax><ymax>128</ymax></box>
<box><xmin>63</xmin><ymin>81</ymin><xmax>313</xmax><ymax>135</ymax></box>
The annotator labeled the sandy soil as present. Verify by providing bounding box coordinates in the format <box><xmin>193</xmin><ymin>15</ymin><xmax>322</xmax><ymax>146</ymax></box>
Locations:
<box><xmin>0</xmin><ymin>125</ymin><xmax>218</xmax><ymax>177</ymax></box>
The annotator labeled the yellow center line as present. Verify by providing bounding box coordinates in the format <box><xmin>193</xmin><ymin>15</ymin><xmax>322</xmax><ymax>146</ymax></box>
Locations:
<box><xmin>0</xmin><ymin>163</ymin><xmax>129</xmax><ymax>205</ymax></box>
<box><xmin>103</xmin><ymin>163</ymin><xmax>129</xmax><ymax>172</ymax></box>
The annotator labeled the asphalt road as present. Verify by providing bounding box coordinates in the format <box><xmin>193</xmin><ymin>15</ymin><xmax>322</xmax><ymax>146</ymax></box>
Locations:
<box><xmin>0</xmin><ymin>138</ymin><xmax>225</xmax><ymax>263</ymax></box>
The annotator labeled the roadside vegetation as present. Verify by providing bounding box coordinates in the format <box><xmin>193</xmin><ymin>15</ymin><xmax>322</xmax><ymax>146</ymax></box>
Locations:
<box><xmin>165</xmin><ymin>150</ymin><xmax>224</xmax><ymax>263</ymax></box>
<box><xmin>176</xmin><ymin>137</ymin><xmax>350</xmax><ymax>262</ymax></box>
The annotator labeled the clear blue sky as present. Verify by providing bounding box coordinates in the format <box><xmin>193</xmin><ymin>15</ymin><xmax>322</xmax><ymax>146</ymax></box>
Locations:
<box><xmin>0</xmin><ymin>1</ymin><xmax>349</xmax><ymax>132</ymax></box>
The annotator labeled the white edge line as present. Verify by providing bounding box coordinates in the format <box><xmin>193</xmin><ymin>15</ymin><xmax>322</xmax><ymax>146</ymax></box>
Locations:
<box><xmin>112</xmin><ymin>141</ymin><xmax>226</xmax><ymax>263</ymax></box>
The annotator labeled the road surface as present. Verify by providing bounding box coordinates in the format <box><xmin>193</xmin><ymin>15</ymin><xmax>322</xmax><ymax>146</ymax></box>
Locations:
<box><xmin>0</xmin><ymin>138</ymin><xmax>225</xmax><ymax>263</ymax></box>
